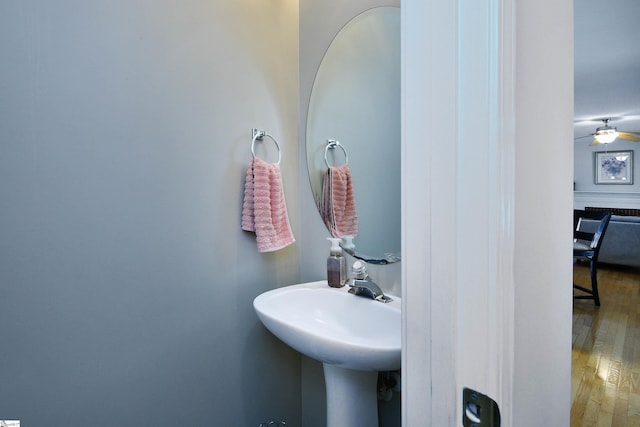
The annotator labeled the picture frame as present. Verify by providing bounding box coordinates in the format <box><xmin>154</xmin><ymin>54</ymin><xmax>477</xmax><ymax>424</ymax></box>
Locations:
<box><xmin>594</xmin><ymin>150</ymin><xmax>634</xmax><ymax>185</ymax></box>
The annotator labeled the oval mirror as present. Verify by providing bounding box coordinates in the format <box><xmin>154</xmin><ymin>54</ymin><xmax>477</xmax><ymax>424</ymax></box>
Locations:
<box><xmin>306</xmin><ymin>6</ymin><xmax>401</xmax><ymax>263</ymax></box>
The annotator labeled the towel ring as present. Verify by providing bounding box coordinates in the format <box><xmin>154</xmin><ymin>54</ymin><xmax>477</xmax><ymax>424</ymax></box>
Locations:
<box><xmin>251</xmin><ymin>128</ymin><xmax>282</xmax><ymax>165</ymax></box>
<box><xmin>324</xmin><ymin>139</ymin><xmax>349</xmax><ymax>168</ymax></box>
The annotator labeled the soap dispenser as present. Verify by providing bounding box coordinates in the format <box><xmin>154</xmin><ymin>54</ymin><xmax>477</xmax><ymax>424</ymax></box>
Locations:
<box><xmin>326</xmin><ymin>237</ymin><xmax>346</xmax><ymax>288</ymax></box>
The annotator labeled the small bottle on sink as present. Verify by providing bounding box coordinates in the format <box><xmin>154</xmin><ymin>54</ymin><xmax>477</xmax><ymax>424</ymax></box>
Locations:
<box><xmin>326</xmin><ymin>237</ymin><xmax>346</xmax><ymax>288</ymax></box>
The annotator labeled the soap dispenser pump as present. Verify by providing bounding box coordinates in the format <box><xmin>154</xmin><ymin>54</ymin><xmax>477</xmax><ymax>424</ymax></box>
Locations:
<box><xmin>326</xmin><ymin>237</ymin><xmax>346</xmax><ymax>288</ymax></box>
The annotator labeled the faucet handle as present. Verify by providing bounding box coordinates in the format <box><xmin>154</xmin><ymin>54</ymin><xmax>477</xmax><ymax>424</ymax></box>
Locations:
<box><xmin>351</xmin><ymin>260</ymin><xmax>368</xmax><ymax>279</ymax></box>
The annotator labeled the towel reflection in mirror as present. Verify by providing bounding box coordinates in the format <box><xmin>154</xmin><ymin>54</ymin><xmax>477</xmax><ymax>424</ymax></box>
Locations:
<box><xmin>321</xmin><ymin>140</ymin><xmax>358</xmax><ymax>239</ymax></box>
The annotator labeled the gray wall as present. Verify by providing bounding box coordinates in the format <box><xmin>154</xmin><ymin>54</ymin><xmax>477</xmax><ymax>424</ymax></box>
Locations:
<box><xmin>0</xmin><ymin>1</ymin><xmax>302</xmax><ymax>425</ymax></box>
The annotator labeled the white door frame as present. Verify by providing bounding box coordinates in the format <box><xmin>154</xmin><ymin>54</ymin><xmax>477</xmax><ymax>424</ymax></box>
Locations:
<box><xmin>402</xmin><ymin>0</ymin><xmax>573</xmax><ymax>425</ymax></box>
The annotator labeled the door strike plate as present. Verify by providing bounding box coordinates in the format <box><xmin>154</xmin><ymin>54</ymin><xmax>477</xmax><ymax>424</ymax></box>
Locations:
<box><xmin>462</xmin><ymin>387</ymin><xmax>500</xmax><ymax>427</ymax></box>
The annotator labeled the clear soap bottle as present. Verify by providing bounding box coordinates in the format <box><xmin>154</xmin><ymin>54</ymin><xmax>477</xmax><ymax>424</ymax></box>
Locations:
<box><xmin>327</xmin><ymin>237</ymin><xmax>346</xmax><ymax>288</ymax></box>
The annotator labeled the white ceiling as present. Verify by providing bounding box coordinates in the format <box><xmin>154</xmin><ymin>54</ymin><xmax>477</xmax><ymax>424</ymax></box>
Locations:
<box><xmin>574</xmin><ymin>0</ymin><xmax>640</xmax><ymax>140</ymax></box>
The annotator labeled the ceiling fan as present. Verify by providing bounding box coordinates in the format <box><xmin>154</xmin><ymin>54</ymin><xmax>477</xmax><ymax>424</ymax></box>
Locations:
<box><xmin>575</xmin><ymin>118</ymin><xmax>640</xmax><ymax>145</ymax></box>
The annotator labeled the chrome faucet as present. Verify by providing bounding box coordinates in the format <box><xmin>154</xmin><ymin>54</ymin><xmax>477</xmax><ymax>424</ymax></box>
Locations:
<box><xmin>346</xmin><ymin>260</ymin><xmax>393</xmax><ymax>303</ymax></box>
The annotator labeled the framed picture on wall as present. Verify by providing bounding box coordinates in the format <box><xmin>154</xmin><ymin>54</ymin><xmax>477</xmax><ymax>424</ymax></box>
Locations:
<box><xmin>594</xmin><ymin>150</ymin><xmax>634</xmax><ymax>184</ymax></box>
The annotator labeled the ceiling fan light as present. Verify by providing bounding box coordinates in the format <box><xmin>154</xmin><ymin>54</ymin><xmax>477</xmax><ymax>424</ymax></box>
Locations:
<box><xmin>594</xmin><ymin>128</ymin><xmax>618</xmax><ymax>144</ymax></box>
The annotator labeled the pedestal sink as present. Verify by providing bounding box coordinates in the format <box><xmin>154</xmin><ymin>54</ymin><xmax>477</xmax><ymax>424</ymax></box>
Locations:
<box><xmin>253</xmin><ymin>280</ymin><xmax>401</xmax><ymax>427</ymax></box>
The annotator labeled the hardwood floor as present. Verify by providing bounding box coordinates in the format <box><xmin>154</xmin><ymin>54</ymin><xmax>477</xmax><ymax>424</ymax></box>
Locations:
<box><xmin>572</xmin><ymin>262</ymin><xmax>640</xmax><ymax>427</ymax></box>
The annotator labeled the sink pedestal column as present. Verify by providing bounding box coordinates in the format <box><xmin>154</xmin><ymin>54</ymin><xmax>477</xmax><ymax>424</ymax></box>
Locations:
<box><xmin>323</xmin><ymin>363</ymin><xmax>379</xmax><ymax>427</ymax></box>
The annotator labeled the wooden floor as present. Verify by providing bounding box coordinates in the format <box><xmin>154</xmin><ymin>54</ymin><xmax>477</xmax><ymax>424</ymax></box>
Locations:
<box><xmin>572</xmin><ymin>262</ymin><xmax>640</xmax><ymax>427</ymax></box>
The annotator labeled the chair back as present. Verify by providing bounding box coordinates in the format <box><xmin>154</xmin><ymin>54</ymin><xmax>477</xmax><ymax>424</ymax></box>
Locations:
<box><xmin>574</xmin><ymin>209</ymin><xmax>612</xmax><ymax>253</ymax></box>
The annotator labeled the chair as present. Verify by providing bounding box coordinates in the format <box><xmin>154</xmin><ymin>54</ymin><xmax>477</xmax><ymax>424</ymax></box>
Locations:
<box><xmin>573</xmin><ymin>209</ymin><xmax>612</xmax><ymax>306</ymax></box>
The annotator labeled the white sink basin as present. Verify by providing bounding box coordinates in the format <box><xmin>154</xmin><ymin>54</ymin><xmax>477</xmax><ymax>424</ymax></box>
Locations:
<box><xmin>253</xmin><ymin>280</ymin><xmax>401</xmax><ymax>371</ymax></box>
<box><xmin>254</xmin><ymin>280</ymin><xmax>401</xmax><ymax>426</ymax></box>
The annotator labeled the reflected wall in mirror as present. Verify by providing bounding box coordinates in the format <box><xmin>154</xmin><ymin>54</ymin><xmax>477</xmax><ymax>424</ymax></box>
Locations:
<box><xmin>306</xmin><ymin>6</ymin><xmax>400</xmax><ymax>263</ymax></box>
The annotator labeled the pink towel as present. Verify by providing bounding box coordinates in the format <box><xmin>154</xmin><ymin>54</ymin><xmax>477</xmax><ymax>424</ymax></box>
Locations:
<box><xmin>242</xmin><ymin>157</ymin><xmax>295</xmax><ymax>252</ymax></box>
<box><xmin>321</xmin><ymin>164</ymin><xmax>358</xmax><ymax>238</ymax></box>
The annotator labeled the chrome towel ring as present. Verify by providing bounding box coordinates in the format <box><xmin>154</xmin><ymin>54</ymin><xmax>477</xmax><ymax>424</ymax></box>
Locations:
<box><xmin>251</xmin><ymin>128</ymin><xmax>282</xmax><ymax>165</ymax></box>
<box><xmin>324</xmin><ymin>139</ymin><xmax>349</xmax><ymax>168</ymax></box>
